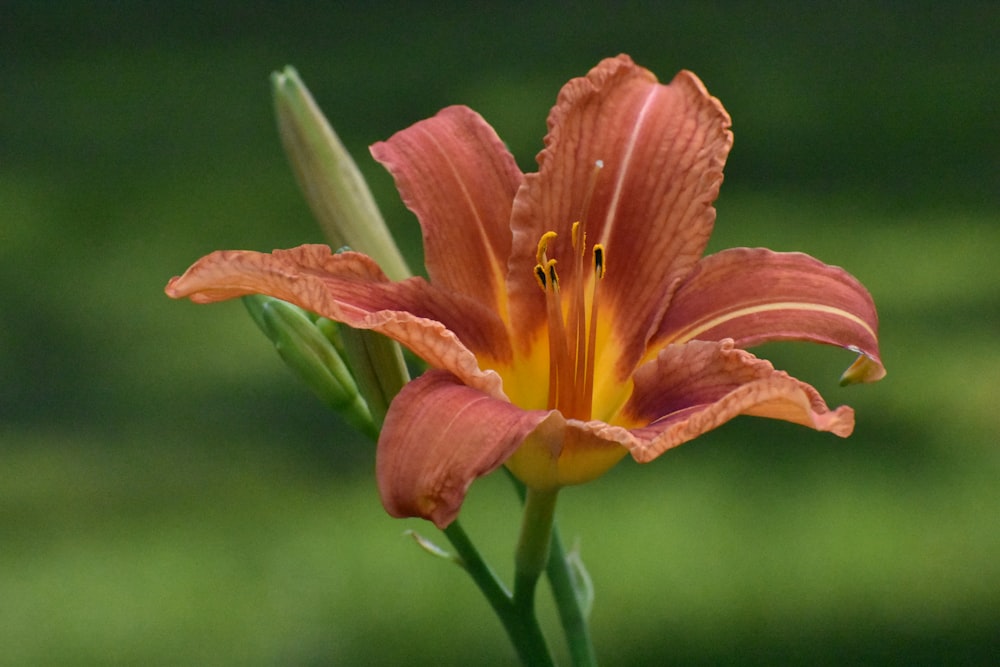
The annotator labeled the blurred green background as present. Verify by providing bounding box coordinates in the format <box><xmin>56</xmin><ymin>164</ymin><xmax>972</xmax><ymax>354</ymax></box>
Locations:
<box><xmin>3</xmin><ymin>2</ymin><xmax>998</xmax><ymax>665</ymax></box>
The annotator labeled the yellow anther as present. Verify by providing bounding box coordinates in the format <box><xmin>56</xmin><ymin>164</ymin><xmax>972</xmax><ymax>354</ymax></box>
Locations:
<box><xmin>593</xmin><ymin>244</ymin><xmax>606</xmax><ymax>279</ymax></box>
<box><xmin>536</xmin><ymin>231</ymin><xmax>558</xmax><ymax>265</ymax></box>
<box><xmin>571</xmin><ymin>221</ymin><xmax>581</xmax><ymax>249</ymax></box>
<box><xmin>546</xmin><ymin>259</ymin><xmax>560</xmax><ymax>291</ymax></box>
<box><xmin>534</xmin><ymin>264</ymin><xmax>547</xmax><ymax>290</ymax></box>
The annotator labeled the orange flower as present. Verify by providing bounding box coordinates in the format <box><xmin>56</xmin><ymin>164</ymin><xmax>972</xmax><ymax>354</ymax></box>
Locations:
<box><xmin>166</xmin><ymin>55</ymin><xmax>884</xmax><ymax>528</ymax></box>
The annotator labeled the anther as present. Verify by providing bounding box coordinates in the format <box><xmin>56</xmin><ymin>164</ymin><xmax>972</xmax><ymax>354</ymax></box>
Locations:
<box><xmin>546</xmin><ymin>259</ymin><xmax>560</xmax><ymax>291</ymax></box>
<box><xmin>534</xmin><ymin>264</ymin><xmax>547</xmax><ymax>290</ymax></box>
<box><xmin>593</xmin><ymin>244</ymin><xmax>605</xmax><ymax>279</ymax></box>
<box><xmin>536</xmin><ymin>231</ymin><xmax>558</xmax><ymax>265</ymax></box>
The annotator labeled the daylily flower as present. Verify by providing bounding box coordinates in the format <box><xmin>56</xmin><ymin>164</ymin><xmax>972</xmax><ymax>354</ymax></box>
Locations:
<box><xmin>166</xmin><ymin>55</ymin><xmax>884</xmax><ymax>528</ymax></box>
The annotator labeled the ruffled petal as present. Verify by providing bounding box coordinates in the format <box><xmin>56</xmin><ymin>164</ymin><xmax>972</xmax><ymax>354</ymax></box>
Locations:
<box><xmin>371</xmin><ymin>105</ymin><xmax>523</xmax><ymax>322</ymax></box>
<box><xmin>619</xmin><ymin>339</ymin><xmax>854</xmax><ymax>462</ymax></box>
<box><xmin>165</xmin><ymin>244</ymin><xmax>509</xmax><ymax>396</ymax></box>
<box><xmin>507</xmin><ymin>54</ymin><xmax>733</xmax><ymax>370</ymax></box>
<box><xmin>376</xmin><ymin>370</ymin><xmax>558</xmax><ymax>528</ymax></box>
<box><xmin>651</xmin><ymin>248</ymin><xmax>885</xmax><ymax>383</ymax></box>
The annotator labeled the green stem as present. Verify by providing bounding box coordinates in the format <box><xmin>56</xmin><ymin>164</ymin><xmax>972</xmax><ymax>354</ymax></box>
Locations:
<box><xmin>504</xmin><ymin>469</ymin><xmax>598</xmax><ymax>666</ymax></box>
<box><xmin>514</xmin><ymin>487</ymin><xmax>559</xmax><ymax>612</ymax></box>
<box><xmin>443</xmin><ymin>520</ymin><xmax>554</xmax><ymax>666</ymax></box>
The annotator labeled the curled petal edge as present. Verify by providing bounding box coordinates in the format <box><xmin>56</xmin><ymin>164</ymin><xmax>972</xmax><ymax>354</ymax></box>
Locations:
<box><xmin>165</xmin><ymin>245</ymin><xmax>505</xmax><ymax>398</ymax></box>
<box><xmin>624</xmin><ymin>371</ymin><xmax>854</xmax><ymax>463</ymax></box>
<box><xmin>563</xmin><ymin>374</ymin><xmax>854</xmax><ymax>467</ymax></box>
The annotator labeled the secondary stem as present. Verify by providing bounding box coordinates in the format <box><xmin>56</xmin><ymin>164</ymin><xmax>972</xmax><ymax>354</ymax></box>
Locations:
<box><xmin>443</xmin><ymin>520</ymin><xmax>554</xmax><ymax>666</ymax></box>
<box><xmin>547</xmin><ymin>528</ymin><xmax>597</xmax><ymax>666</ymax></box>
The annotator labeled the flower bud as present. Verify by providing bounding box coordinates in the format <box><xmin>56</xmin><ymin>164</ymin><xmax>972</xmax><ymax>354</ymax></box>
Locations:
<box><xmin>243</xmin><ymin>295</ymin><xmax>377</xmax><ymax>440</ymax></box>
<box><xmin>336</xmin><ymin>323</ymin><xmax>410</xmax><ymax>428</ymax></box>
<box><xmin>271</xmin><ymin>66</ymin><xmax>411</xmax><ymax>281</ymax></box>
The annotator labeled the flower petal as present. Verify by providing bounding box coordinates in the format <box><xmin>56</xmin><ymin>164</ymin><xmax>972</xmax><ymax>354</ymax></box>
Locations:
<box><xmin>165</xmin><ymin>244</ymin><xmax>509</xmax><ymax>396</ymax></box>
<box><xmin>376</xmin><ymin>370</ymin><xmax>558</xmax><ymax>528</ymax></box>
<box><xmin>370</xmin><ymin>105</ymin><xmax>523</xmax><ymax>321</ymax></box>
<box><xmin>651</xmin><ymin>248</ymin><xmax>885</xmax><ymax>383</ymax></box>
<box><xmin>619</xmin><ymin>339</ymin><xmax>854</xmax><ymax>462</ymax></box>
<box><xmin>507</xmin><ymin>54</ymin><xmax>733</xmax><ymax>368</ymax></box>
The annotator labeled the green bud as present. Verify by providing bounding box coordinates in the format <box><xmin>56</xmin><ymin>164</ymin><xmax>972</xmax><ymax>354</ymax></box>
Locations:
<box><xmin>271</xmin><ymin>66</ymin><xmax>411</xmax><ymax>281</ymax></box>
<box><xmin>243</xmin><ymin>295</ymin><xmax>378</xmax><ymax>440</ymax></box>
<box><xmin>319</xmin><ymin>246</ymin><xmax>412</xmax><ymax>428</ymax></box>
<box><xmin>270</xmin><ymin>71</ymin><xmax>415</xmax><ymax>429</ymax></box>
<box><xmin>313</xmin><ymin>316</ymin><xmax>347</xmax><ymax>359</ymax></box>
<box><xmin>336</xmin><ymin>324</ymin><xmax>410</xmax><ymax>429</ymax></box>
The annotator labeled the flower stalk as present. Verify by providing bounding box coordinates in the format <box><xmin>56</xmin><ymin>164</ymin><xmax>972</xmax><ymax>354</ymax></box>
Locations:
<box><xmin>506</xmin><ymin>470</ymin><xmax>597</xmax><ymax>665</ymax></box>
<box><xmin>514</xmin><ymin>488</ymin><xmax>559</xmax><ymax>610</ymax></box>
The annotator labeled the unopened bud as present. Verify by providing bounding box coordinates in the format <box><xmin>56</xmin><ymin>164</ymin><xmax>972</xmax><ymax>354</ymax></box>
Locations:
<box><xmin>271</xmin><ymin>66</ymin><xmax>411</xmax><ymax>281</ymax></box>
<box><xmin>336</xmin><ymin>324</ymin><xmax>410</xmax><ymax>428</ymax></box>
<box><xmin>243</xmin><ymin>295</ymin><xmax>377</xmax><ymax>440</ymax></box>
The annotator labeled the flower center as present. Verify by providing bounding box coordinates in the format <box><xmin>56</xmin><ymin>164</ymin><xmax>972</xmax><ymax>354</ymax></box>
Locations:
<box><xmin>533</xmin><ymin>164</ymin><xmax>606</xmax><ymax>421</ymax></box>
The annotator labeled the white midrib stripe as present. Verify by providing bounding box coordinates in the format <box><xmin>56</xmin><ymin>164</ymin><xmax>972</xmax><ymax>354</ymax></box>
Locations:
<box><xmin>671</xmin><ymin>301</ymin><xmax>877</xmax><ymax>343</ymax></box>
<box><xmin>599</xmin><ymin>86</ymin><xmax>660</xmax><ymax>246</ymax></box>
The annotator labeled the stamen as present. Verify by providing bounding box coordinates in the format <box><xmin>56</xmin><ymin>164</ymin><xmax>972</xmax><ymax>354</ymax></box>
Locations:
<box><xmin>529</xmin><ymin>162</ymin><xmax>607</xmax><ymax>421</ymax></box>
<box><xmin>542</xmin><ymin>259</ymin><xmax>571</xmax><ymax>411</ymax></box>
<box><xmin>583</xmin><ymin>245</ymin><xmax>606</xmax><ymax>413</ymax></box>
<box><xmin>536</xmin><ymin>231</ymin><xmax>558</xmax><ymax>265</ymax></box>
<box><xmin>570</xmin><ymin>224</ymin><xmax>588</xmax><ymax>417</ymax></box>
